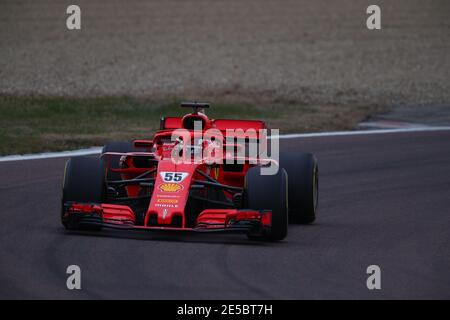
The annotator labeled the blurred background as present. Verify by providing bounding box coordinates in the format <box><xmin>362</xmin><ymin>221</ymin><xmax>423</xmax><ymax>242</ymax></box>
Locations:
<box><xmin>0</xmin><ymin>0</ymin><xmax>449</xmax><ymax>154</ymax></box>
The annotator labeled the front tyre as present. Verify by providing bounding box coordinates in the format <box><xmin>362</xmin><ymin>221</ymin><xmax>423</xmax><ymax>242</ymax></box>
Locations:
<box><xmin>61</xmin><ymin>156</ymin><xmax>105</xmax><ymax>230</ymax></box>
<box><xmin>245</xmin><ymin>166</ymin><xmax>289</xmax><ymax>241</ymax></box>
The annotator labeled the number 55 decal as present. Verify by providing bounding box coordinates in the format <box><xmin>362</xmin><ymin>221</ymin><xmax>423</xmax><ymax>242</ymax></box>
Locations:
<box><xmin>160</xmin><ymin>172</ymin><xmax>189</xmax><ymax>183</ymax></box>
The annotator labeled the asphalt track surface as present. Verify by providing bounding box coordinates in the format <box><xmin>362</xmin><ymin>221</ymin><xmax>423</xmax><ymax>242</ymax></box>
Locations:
<box><xmin>0</xmin><ymin>131</ymin><xmax>449</xmax><ymax>299</ymax></box>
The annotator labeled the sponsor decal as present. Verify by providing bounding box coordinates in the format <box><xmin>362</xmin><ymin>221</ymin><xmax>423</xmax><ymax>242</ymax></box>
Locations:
<box><xmin>160</xmin><ymin>172</ymin><xmax>189</xmax><ymax>183</ymax></box>
<box><xmin>155</xmin><ymin>203</ymin><xmax>178</xmax><ymax>208</ymax></box>
<box><xmin>159</xmin><ymin>183</ymin><xmax>183</xmax><ymax>193</ymax></box>
<box><xmin>157</xmin><ymin>194</ymin><xmax>180</xmax><ymax>199</ymax></box>
<box><xmin>157</xmin><ymin>198</ymin><xmax>178</xmax><ymax>204</ymax></box>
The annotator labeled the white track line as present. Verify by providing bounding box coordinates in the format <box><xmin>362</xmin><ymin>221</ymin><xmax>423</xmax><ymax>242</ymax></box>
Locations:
<box><xmin>0</xmin><ymin>147</ymin><xmax>102</xmax><ymax>163</ymax></box>
<box><xmin>274</xmin><ymin>126</ymin><xmax>450</xmax><ymax>139</ymax></box>
<box><xmin>1</xmin><ymin>126</ymin><xmax>450</xmax><ymax>163</ymax></box>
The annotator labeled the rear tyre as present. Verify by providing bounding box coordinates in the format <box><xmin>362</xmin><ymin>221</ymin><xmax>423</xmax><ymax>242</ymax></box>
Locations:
<box><xmin>280</xmin><ymin>152</ymin><xmax>319</xmax><ymax>224</ymax></box>
<box><xmin>245</xmin><ymin>166</ymin><xmax>288</xmax><ymax>241</ymax></box>
<box><xmin>102</xmin><ymin>141</ymin><xmax>136</xmax><ymax>181</ymax></box>
<box><xmin>61</xmin><ymin>156</ymin><xmax>105</xmax><ymax>230</ymax></box>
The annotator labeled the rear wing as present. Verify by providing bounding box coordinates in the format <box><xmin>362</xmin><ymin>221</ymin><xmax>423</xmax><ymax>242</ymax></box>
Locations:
<box><xmin>160</xmin><ymin>117</ymin><xmax>182</xmax><ymax>130</ymax></box>
<box><xmin>214</xmin><ymin>119</ymin><xmax>266</xmax><ymax>131</ymax></box>
<box><xmin>160</xmin><ymin>117</ymin><xmax>266</xmax><ymax>132</ymax></box>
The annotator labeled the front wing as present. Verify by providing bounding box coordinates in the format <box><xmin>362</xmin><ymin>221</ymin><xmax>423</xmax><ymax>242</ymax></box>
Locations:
<box><xmin>63</xmin><ymin>202</ymin><xmax>272</xmax><ymax>235</ymax></box>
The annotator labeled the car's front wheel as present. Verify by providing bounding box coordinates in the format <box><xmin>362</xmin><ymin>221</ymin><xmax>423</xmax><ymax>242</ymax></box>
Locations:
<box><xmin>61</xmin><ymin>156</ymin><xmax>105</xmax><ymax>230</ymax></box>
<box><xmin>244</xmin><ymin>166</ymin><xmax>289</xmax><ymax>241</ymax></box>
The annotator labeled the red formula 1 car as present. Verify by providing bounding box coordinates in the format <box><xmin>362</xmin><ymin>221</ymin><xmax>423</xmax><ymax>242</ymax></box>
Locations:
<box><xmin>61</xmin><ymin>102</ymin><xmax>318</xmax><ymax>241</ymax></box>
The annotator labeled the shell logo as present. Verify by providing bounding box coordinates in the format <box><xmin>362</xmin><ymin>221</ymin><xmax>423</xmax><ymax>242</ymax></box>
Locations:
<box><xmin>159</xmin><ymin>183</ymin><xmax>183</xmax><ymax>193</ymax></box>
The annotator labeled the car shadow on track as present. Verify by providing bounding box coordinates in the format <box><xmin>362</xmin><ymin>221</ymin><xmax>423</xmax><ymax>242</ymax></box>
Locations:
<box><xmin>59</xmin><ymin>228</ymin><xmax>278</xmax><ymax>247</ymax></box>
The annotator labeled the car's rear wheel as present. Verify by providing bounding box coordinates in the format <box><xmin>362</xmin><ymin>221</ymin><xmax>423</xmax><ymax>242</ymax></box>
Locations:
<box><xmin>102</xmin><ymin>141</ymin><xmax>136</xmax><ymax>181</ymax></box>
<box><xmin>244</xmin><ymin>166</ymin><xmax>288</xmax><ymax>241</ymax></box>
<box><xmin>61</xmin><ymin>156</ymin><xmax>105</xmax><ymax>230</ymax></box>
<box><xmin>280</xmin><ymin>152</ymin><xmax>319</xmax><ymax>224</ymax></box>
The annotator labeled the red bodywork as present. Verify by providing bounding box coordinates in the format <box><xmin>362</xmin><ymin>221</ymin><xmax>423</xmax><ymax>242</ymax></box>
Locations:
<box><xmin>63</xmin><ymin>112</ymin><xmax>275</xmax><ymax>236</ymax></box>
